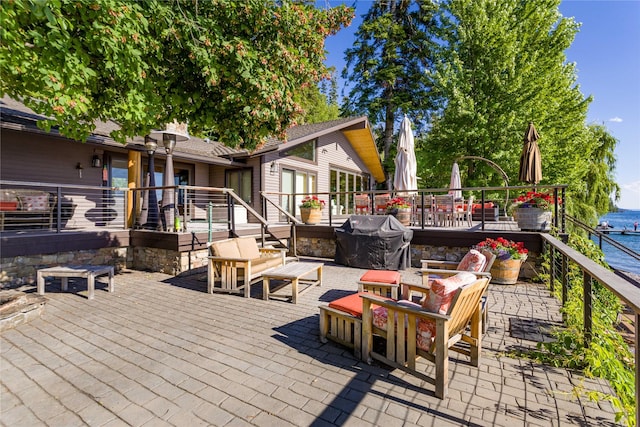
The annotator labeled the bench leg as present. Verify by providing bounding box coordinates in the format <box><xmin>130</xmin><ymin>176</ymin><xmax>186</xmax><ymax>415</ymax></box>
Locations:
<box><xmin>263</xmin><ymin>278</ymin><xmax>270</xmax><ymax>301</ymax></box>
<box><xmin>87</xmin><ymin>274</ymin><xmax>95</xmax><ymax>300</ymax></box>
<box><xmin>61</xmin><ymin>277</ymin><xmax>68</xmax><ymax>292</ymax></box>
<box><xmin>108</xmin><ymin>268</ymin><xmax>115</xmax><ymax>293</ymax></box>
<box><xmin>37</xmin><ymin>271</ymin><xmax>45</xmax><ymax>295</ymax></box>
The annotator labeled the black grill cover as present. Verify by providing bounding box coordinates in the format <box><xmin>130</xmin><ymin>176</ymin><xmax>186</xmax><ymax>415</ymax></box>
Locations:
<box><xmin>335</xmin><ymin>215</ymin><xmax>413</xmax><ymax>270</ymax></box>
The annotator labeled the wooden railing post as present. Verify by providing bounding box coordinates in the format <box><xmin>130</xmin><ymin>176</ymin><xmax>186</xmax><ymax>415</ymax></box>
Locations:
<box><xmin>583</xmin><ymin>271</ymin><xmax>592</xmax><ymax>348</ymax></box>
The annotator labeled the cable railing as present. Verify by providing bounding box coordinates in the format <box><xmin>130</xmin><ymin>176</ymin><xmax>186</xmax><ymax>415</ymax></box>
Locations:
<box><xmin>541</xmin><ymin>233</ymin><xmax>640</xmax><ymax>426</ymax></box>
<box><xmin>261</xmin><ymin>184</ymin><xmax>567</xmax><ymax>231</ymax></box>
<box><xmin>566</xmin><ymin>214</ymin><xmax>640</xmax><ymax>263</ymax></box>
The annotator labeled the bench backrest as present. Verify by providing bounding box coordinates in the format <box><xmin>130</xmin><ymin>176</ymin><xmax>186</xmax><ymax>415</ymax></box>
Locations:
<box><xmin>210</xmin><ymin>237</ymin><xmax>260</xmax><ymax>260</ymax></box>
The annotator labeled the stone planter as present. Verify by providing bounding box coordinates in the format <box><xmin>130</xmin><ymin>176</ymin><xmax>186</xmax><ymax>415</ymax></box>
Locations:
<box><xmin>514</xmin><ymin>207</ymin><xmax>552</xmax><ymax>231</ymax></box>
<box><xmin>388</xmin><ymin>207</ymin><xmax>411</xmax><ymax>226</ymax></box>
<box><xmin>490</xmin><ymin>258</ymin><xmax>523</xmax><ymax>285</ymax></box>
<box><xmin>300</xmin><ymin>207</ymin><xmax>322</xmax><ymax>225</ymax></box>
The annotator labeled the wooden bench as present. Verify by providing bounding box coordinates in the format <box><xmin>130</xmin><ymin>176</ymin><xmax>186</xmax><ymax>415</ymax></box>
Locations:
<box><xmin>37</xmin><ymin>265</ymin><xmax>114</xmax><ymax>300</ymax></box>
<box><xmin>207</xmin><ymin>237</ymin><xmax>287</xmax><ymax>297</ymax></box>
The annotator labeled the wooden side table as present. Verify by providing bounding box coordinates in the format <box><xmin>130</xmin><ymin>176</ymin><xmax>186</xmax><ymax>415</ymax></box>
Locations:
<box><xmin>37</xmin><ymin>265</ymin><xmax>114</xmax><ymax>300</ymax></box>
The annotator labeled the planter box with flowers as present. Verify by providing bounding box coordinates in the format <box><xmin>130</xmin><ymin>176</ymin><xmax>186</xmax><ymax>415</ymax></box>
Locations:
<box><xmin>386</xmin><ymin>197</ymin><xmax>411</xmax><ymax>226</ymax></box>
<box><xmin>299</xmin><ymin>196</ymin><xmax>325</xmax><ymax>224</ymax></box>
<box><xmin>475</xmin><ymin>237</ymin><xmax>528</xmax><ymax>284</ymax></box>
<box><xmin>511</xmin><ymin>191</ymin><xmax>559</xmax><ymax>232</ymax></box>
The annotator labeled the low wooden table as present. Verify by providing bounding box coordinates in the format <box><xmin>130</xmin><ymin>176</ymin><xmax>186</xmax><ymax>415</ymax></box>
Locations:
<box><xmin>262</xmin><ymin>262</ymin><xmax>323</xmax><ymax>304</ymax></box>
<box><xmin>37</xmin><ymin>265</ymin><xmax>114</xmax><ymax>300</ymax></box>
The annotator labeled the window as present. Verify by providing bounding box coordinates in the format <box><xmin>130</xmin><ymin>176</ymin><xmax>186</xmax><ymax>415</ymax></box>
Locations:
<box><xmin>283</xmin><ymin>139</ymin><xmax>316</xmax><ymax>162</ymax></box>
<box><xmin>330</xmin><ymin>169</ymin><xmax>370</xmax><ymax>215</ymax></box>
<box><xmin>281</xmin><ymin>168</ymin><xmax>316</xmax><ymax>217</ymax></box>
<box><xmin>226</xmin><ymin>169</ymin><xmax>252</xmax><ymax>204</ymax></box>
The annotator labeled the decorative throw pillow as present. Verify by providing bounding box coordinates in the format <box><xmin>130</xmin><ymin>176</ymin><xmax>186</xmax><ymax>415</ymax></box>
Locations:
<box><xmin>372</xmin><ymin>300</ymin><xmax>421</xmax><ymax>330</ymax></box>
<box><xmin>456</xmin><ymin>249</ymin><xmax>487</xmax><ymax>272</ymax></box>
<box><xmin>422</xmin><ymin>271</ymin><xmax>477</xmax><ymax>315</ymax></box>
<box><xmin>372</xmin><ymin>300</ymin><xmax>435</xmax><ymax>351</ymax></box>
<box><xmin>18</xmin><ymin>194</ymin><xmax>49</xmax><ymax>211</ymax></box>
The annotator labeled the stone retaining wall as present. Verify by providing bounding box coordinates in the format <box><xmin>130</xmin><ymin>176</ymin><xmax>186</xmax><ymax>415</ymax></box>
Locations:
<box><xmin>0</xmin><ymin>248</ymin><xmax>130</xmax><ymax>288</ymax></box>
<box><xmin>1</xmin><ymin>247</ymin><xmax>210</xmax><ymax>288</ymax></box>
<box><xmin>296</xmin><ymin>235</ymin><xmax>540</xmax><ymax>279</ymax></box>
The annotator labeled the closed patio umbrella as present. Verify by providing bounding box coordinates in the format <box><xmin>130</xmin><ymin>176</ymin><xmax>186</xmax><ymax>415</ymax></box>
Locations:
<box><xmin>519</xmin><ymin>122</ymin><xmax>542</xmax><ymax>185</ymax></box>
<box><xmin>448</xmin><ymin>161</ymin><xmax>462</xmax><ymax>200</ymax></box>
<box><xmin>393</xmin><ymin>115</ymin><xmax>418</xmax><ymax>196</ymax></box>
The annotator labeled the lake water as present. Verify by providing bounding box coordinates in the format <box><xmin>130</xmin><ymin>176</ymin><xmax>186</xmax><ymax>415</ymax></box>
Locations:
<box><xmin>595</xmin><ymin>210</ymin><xmax>640</xmax><ymax>274</ymax></box>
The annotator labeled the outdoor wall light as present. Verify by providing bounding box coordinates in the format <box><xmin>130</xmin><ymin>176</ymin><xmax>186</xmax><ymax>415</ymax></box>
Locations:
<box><xmin>76</xmin><ymin>162</ymin><xmax>84</xmax><ymax>178</ymax></box>
<box><xmin>270</xmin><ymin>161</ymin><xmax>277</xmax><ymax>176</ymax></box>
<box><xmin>91</xmin><ymin>155</ymin><xmax>102</xmax><ymax>168</ymax></box>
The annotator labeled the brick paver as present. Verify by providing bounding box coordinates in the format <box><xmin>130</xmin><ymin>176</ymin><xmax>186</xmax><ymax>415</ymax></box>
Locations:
<box><xmin>0</xmin><ymin>261</ymin><xmax>620</xmax><ymax>426</ymax></box>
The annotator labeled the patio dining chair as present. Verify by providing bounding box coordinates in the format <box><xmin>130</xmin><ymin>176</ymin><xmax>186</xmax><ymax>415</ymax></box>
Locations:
<box><xmin>361</xmin><ymin>275</ymin><xmax>490</xmax><ymax>399</ymax></box>
<box><xmin>433</xmin><ymin>194</ymin><xmax>455</xmax><ymax>227</ymax></box>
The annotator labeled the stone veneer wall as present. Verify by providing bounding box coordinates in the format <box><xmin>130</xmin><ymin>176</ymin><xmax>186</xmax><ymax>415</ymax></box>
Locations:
<box><xmin>1</xmin><ymin>247</ymin><xmax>210</xmax><ymax>288</ymax></box>
<box><xmin>296</xmin><ymin>235</ymin><xmax>540</xmax><ymax>279</ymax></box>
<box><xmin>0</xmin><ymin>248</ymin><xmax>130</xmax><ymax>288</ymax></box>
<box><xmin>130</xmin><ymin>247</ymin><xmax>209</xmax><ymax>276</ymax></box>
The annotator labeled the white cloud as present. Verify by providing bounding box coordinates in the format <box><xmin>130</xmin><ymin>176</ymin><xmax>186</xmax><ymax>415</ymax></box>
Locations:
<box><xmin>608</xmin><ymin>117</ymin><xmax>623</xmax><ymax>123</ymax></box>
<box><xmin>618</xmin><ymin>180</ymin><xmax>640</xmax><ymax>210</ymax></box>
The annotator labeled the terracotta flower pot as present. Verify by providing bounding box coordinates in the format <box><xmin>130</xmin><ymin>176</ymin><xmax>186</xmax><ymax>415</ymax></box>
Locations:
<box><xmin>300</xmin><ymin>207</ymin><xmax>322</xmax><ymax>224</ymax></box>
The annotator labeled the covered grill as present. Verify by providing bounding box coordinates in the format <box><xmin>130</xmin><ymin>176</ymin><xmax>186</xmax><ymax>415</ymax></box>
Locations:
<box><xmin>335</xmin><ymin>215</ymin><xmax>413</xmax><ymax>270</ymax></box>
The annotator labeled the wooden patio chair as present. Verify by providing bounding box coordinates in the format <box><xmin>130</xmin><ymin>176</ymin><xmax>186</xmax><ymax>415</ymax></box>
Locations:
<box><xmin>319</xmin><ymin>270</ymin><xmax>405</xmax><ymax>359</ymax></box>
<box><xmin>433</xmin><ymin>194</ymin><xmax>455</xmax><ymax>226</ymax></box>
<box><xmin>421</xmin><ymin>248</ymin><xmax>496</xmax><ymax>285</ymax></box>
<box><xmin>361</xmin><ymin>276</ymin><xmax>490</xmax><ymax>399</ymax></box>
<box><xmin>421</xmin><ymin>248</ymin><xmax>495</xmax><ymax>333</ymax></box>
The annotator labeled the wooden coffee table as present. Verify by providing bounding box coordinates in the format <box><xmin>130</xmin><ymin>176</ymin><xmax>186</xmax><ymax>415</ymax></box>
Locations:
<box><xmin>37</xmin><ymin>265</ymin><xmax>114</xmax><ymax>300</ymax></box>
<box><xmin>262</xmin><ymin>262</ymin><xmax>323</xmax><ymax>304</ymax></box>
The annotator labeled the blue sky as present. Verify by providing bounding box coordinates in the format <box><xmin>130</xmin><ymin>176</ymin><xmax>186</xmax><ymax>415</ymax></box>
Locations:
<box><xmin>321</xmin><ymin>0</ymin><xmax>640</xmax><ymax>210</ymax></box>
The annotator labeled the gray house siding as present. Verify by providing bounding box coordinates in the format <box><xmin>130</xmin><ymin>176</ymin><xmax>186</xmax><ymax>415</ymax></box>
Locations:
<box><xmin>260</xmin><ymin>130</ymin><xmax>372</xmax><ymax>222</ymax></box>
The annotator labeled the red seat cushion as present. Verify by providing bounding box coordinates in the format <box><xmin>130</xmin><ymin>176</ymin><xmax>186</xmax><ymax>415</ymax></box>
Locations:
<box><xmin>360</xmin><ymin>270</ymin><xmax>401</xmax><ymax>284</ymax></box>
<box><xmin>328</xmin><ymin>292</ymin><xmax>394</xmax><ymax>318</ymax></box>
<box><xmin>0</xmin><ymin>201</ymin><xmax>18</xmax><ymax>211</ymax></box>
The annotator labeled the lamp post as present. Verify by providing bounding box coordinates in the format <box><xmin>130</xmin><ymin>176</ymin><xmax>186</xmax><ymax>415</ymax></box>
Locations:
<box><xmin>150</xmin><ymin>122</ymin><xmax>189</xmax><ymax>232</ymax></box>
<box><xmin>139</xmin><ymin>136</ymin><xmax>159</xmax><ymax>230</ymax></box>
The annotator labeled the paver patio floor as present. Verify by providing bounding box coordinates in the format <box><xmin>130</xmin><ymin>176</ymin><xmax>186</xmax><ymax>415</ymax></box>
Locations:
<box><xmin>0</xmin><ymin>261</ymin><xmax>620</xmax><ymax>426</ymax></box>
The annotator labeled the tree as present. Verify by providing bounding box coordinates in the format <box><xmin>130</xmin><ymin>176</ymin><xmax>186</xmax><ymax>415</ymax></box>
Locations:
<box><xmin>0</xmin><ymin>0</ymin><xmax>353</xmax><ymax>151</ymax></box>
<box><xmin>341</xmin><ymin>0</ymin><xmax>438</xmax><ymax>188</ymax></box>
<box><xmin>294</xmin><ymin>71</ymin><xmax>340</xmax><ymax>124</ymax></box>
<box><xmin>420</xmin><ymin>0</ymin><xmax>613</xmax><ymax>221</ymax></box>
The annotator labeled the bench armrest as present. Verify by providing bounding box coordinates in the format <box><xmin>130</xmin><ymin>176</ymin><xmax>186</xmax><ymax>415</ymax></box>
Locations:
<box><xmin>420</xmin><ymin>260</ymin><xmax>458</xmax><ymax>270</ymax></box>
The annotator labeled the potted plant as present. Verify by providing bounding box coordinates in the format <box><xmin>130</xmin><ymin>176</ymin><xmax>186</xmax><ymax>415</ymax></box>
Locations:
<box><xmin>510</xmin><ymin>191</ymin><xmax>559</xmax><ymax>231</ymax></box>
<box><xmin>475</xmin><ymin>237</ymin><xmax>528</xmax><ymax>284</ymax></box>
<box><xmin>386</xmin><ymin>197</ymin><xmax>411</xmax><ymax>225</ymax></box>
<box><xmin>299</xmin><ymin>195</ymin><xmax>325</xmax><ymax>224</ymax></box>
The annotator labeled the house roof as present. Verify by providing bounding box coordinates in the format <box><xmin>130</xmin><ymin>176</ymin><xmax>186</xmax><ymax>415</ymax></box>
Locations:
<box><xmin>232</xmin><ymin>116</ymin><xmax>386</xmax><ymax>182</ymax></box>
<box><xmin>1</xmin><ymin>97</ymin><xmax>385</xmax><ymax>181</ymax></box>
<box><xmin>0</xmin><ymin>96</ymin><xmax>243</xmax><ymax>166</ymax></box>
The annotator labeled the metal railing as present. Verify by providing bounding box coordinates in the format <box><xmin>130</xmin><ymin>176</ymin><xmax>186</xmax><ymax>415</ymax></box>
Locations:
<box><xmin>566</xmin><ymin>214</ymin><xmax>640</xmax><ymax>263</ymax></box>
<box><xmin>0</xmin><ymin>181</ymin><xmax>293</xmax><ymax>250</ymax></box>
<box><xmin>542</xmin><ymin>233</ymin><xmax>640</xmax><ymax>426</ymax></box>
<box><xmin>1</xmin><ymin>180</ymin><xmax>127</xmax><ymax>232</ymax></box>
<box><xmin>261</xmin><ymin>184</ymin><xmax>567</xmax><ymax>231</ymax></box>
